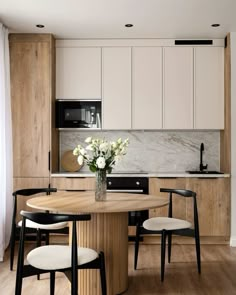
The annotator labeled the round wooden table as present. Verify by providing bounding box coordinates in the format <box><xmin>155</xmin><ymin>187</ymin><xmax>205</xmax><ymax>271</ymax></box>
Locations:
<box><xmin>27</xmin><ymin>191</ymin><xmax>168</xmax><ymax>295</ymax></box>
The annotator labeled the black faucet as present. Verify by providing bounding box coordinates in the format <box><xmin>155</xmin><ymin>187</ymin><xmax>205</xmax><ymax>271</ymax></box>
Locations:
<box><xmin>200</xmin><ymin>143</ymin><xmax>208</xmax><ymax>171</ymax></box>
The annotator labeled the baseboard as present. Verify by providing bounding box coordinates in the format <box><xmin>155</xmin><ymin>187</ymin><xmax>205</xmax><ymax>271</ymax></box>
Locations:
<box><xmin>230</xmin><ymin>236</ymin><xmax>236</xmax><ymax>247</ymax></box>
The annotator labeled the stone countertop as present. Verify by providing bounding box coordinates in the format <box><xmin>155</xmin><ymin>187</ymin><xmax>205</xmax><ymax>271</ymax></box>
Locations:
<box><xmin>51</xmin><ymin>171</ymin><xmax>230</xmax><ymax>178</ymax></box>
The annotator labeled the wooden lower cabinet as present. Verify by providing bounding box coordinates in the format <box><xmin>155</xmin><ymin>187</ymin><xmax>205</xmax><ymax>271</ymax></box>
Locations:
<box><xmin>186</xmin><ymin>177</ymin><xmax>230</xmax><ymax>237</ymax></box>
<box><xmin>50</xmin><ymin>177</ymin><xmax>95</xmax><ymax>191</ymax></box>
<box><xmin>149</xmin><ymin>177</ymin><xmax>230</xmax><ymax>242</ymax></box>
<box><xmin>13</xmin><ymin>177</ymin><xmax>50</xmax><ymax>222</ymax></box>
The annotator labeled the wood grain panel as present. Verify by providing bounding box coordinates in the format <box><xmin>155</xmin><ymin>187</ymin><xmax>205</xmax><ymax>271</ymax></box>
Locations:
<box><xmin>9</xmin><ymin>34</ymin><xmax>52</xmax><ymax>177</ymax></box>
<box><xmin>27</xmin><ymin>191</ymin><xmax>169</xmax><ymax>213</ymax></box>
<box><xmin>149</xmin><ymin>177</ymin><xmax>230</xmax><ymax>241</ymax></box>
<box><xmin>220</xmin><ymin>33</ymin><xmax>231</xmax><ymax>172</ymax></box>
<box><xmin>149</xmin><ymin>178</ymin><xmax>186</xmax><ymax>219</ymax></box>
<box><xmin>186</xmin><ymin>178</ymin><xmax>230</xmax><ymax>237</ymax></box>
<box><xmin>74</xmin><ymin>213</ymin><xmax>128</xmax><ymax>295</ymax></box>
<box><xmin>49</xmin><ymin>36</ymin><xmax>59</xmax><ymax>173</ymax></box>
<box><xmin>50</xmin><ymin>177</ymin><xmax>95</xmax><ymax>190</ymax></box>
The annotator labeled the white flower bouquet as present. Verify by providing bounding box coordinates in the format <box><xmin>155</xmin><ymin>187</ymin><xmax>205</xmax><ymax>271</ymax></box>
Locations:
<box><xmin>73</xmin><ymin>137</ymin><xmax>129</xmax><ymax>173</ymax></box>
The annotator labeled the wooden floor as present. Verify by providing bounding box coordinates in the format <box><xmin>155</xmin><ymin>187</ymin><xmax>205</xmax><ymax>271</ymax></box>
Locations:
<box><xmin>1</xmin><ymin>243</ymin><xmax>236</xmax><ymax>294</ymax></box>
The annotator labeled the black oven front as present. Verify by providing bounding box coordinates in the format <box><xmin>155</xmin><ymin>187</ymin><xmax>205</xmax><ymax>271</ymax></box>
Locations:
<box><xmin>106</xmin><ymin>176</ymin><xmax>149</xmax><ymax>226</ymax></box>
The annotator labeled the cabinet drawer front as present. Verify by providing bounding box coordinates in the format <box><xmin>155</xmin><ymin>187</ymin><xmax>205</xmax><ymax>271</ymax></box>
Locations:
<box><xmin>51</xmin><ymin>177</ymin><xmax>95</xmax><ymax>190</ymax></box>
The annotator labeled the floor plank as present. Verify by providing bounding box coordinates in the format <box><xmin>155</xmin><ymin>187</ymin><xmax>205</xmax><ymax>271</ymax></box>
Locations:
<box><xmin>1</xmin><ymin>243</ymin><xmax>236</xmax><ymax>294</ymax></box>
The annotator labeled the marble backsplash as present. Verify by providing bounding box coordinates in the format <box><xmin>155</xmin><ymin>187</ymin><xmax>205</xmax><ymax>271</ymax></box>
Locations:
<box><xmin>59</xmin><ymin>131</ymin><xmax>220</xmax><ymax>173</ymax></box>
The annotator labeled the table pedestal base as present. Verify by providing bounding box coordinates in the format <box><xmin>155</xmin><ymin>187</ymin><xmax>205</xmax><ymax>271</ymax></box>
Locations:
<box><xmin>76</xmin><ymin>212</ymin><xmax>128</xmax><ymax>295</ymax></box>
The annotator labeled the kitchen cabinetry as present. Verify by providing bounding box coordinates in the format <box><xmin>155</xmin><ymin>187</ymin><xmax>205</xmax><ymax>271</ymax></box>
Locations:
<box><xmin>102</xmin><ymin>47</ymin><xmax>132</xmax><ymax>129</ymax></box>
<box><xmin>132</xmin><ymin>47</ymin><xmax>163</xmax><ymax>129</ymax></box>
<box><xmin>51</xmin><ymin>177</ymin><xmax>95</xmax><ymax>190</ymax></box>
<box><xmin>149</xmin><ymin>177</ymin><xmax>187</xmax><ymax>219</ymax></box>
<box><xmin>55</xmin><ymin>40</ymin><xmax>224</xmax><ymax>130</ymax></box>
<box><xmin>194</xmin><ymin>47</ymin><xmax>224</xmax><ymax>129</ymax></box>
<box><xmin>56</xmin><ymin>47</ymin><xmax>101</xmax><ymax>99</ymax></box>
<box><xmin>149</xmin><ymin>177</ymin><xmax>230</xmax><ymax>239</ymax></box>
<box><xmin>186</xmin><ymin>177</ymin><xmax>230</xmax><ymax>237</ymax></box>
<box><xmin>9</xmin><ymin>34</ymin><xmax>55</xmax><ymax>178</ymax></box>
<box><xmin>163</xmin><ymin>47</ymin><xmax>194</xmax><ymax>129</ymax></box>
<box><xmin>10</xmin><ymin>34</ymin><xmax>56</xmax><ymax>218</ymax></box>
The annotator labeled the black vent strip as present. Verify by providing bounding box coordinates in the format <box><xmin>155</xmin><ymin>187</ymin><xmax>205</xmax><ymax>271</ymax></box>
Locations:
<box><xmin>175</xmin><ymin>40</ymin><xmax>213</xmax><ymax>45</ymax></box>
<box><xmin>225</xmin><ymin>36</ymin><xmax>227</xmax><ymax>48</ymax></box>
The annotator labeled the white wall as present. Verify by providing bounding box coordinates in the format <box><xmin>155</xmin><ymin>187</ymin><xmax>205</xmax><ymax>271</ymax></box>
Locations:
<box><xmin>230</xmin><ymin>32</ymin><xmax>236</xmax><ymax>246</ymax></box>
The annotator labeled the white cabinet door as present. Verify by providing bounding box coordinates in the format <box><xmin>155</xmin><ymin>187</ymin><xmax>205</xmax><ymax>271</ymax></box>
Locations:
<box><xmin>194</xmin><ymin>47</ymin><xmax>224</xmax><ymax>129</ymax></box>
<box><xmin>56</xmin><ymin>47</ymin><xmax>101</xmax><ymax>99</ymax></box>
<box><xmin>132</xmin><ymin>47</ymin><xmax>162</xmax><ymax>129</ymax></box>
<box><xmin>102</xmin><ymin>47</ymin><xmax>131</xmax><ymax>129</ymax></box>
<box><xmin>163</xmin><ymin>47</ymin><xmax>194</xmax><ymax>129</ymax></box>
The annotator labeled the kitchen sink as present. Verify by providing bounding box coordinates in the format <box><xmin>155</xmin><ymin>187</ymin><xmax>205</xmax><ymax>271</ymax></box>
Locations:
<box><xmin>186</xmin><ymin>170</ymin><xmax>224</xmax><ymax>174</ymax></box>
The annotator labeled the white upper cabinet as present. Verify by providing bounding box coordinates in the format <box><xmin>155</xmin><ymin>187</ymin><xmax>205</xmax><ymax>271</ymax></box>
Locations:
<box><xmin>132</xmin><ymin>47</ymin><xmax>163</xmax><ymax>129</ymax></box>
<box><xmin>163</xmin><ymin>47</ymin><xmax>194</xmax><ymax>129</ymax></box>
<box><xmin>102</xmin><ymin>47</ymin><xmax>131</xmax><ymax>129</ymax></box>
<box><xmin>194</xmin><ymin>47</ymin><xmax>224</xmax><ymax>129</ymax></box>
<box><xmin>56</xmin><ymin>47</ymin><xmax>101</xmax><ymax>99</ymax></box>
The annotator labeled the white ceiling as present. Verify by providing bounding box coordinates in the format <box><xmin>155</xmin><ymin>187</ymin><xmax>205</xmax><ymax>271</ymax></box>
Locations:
<box><xmin>1</xmin><ymin>0</ymin><xmax>236</xmax><ymax>39</ymax></box>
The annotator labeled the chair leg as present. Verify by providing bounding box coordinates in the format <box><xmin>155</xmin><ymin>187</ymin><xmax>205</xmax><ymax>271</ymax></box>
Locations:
<box><xmin>50</xmin><ymin>271</ymin><xmax>55</xmax><ymax>295</ymax></box>
<box><xmin>10</xmin><ymin>225</ymin><xmax>16</xmax><ymax>270</ymax></box>
<box><xmin>45</xmin><ymin>232</ymin><xmax>50</xmax><ymax>245</ymax></box>
<box><xmin>168</xmin><ymin>232</ymin><xmax>172</xmax><ymax>263</ymax></box>
<box><xmin>15</xmin><ymin>226</ymin><xmax>25</xmax><ymax>295</ymax></box>
<box><xmin>134</xmin><ymin>224</ymin><xmax>141</xmax><ymax>270</ymax></box>
<box><xmin>99</xmin><ymin>252</ymin><xmax>107</xmax><ymax>295</ymax></box>
<box><xmin>36</xmin><ymin>229</ymin><xmax>41</xmax><ymax>280</ymax></box>
<box><xmin>161</xmin><ymin>230</ymin><xmax>167</xmax><ymax>282</ymax></box>
<box><xmin>195</xmin><ymin>232</ymin><xmax>201</xmax><ymax>274</ymax></box>
<box><xmin>15</xmin><ymin>271</ymin><xmax>23</xmax><ymax>295</ymax></box>
<box><xmin>71</xmin><ymin>270</ymin><xmax>78</xmax><ymax>295</ymax></box>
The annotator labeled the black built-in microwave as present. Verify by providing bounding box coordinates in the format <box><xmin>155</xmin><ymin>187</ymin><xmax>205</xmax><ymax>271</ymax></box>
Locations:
<box><xmin>56</xmin><ymin>100</ymin><xmax>101</xmax><ymax>129</ymax></box>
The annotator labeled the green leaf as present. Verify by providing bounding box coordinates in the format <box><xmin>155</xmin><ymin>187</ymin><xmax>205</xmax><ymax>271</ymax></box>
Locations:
<box><xmin>89</xmin><ymin>166</ymin><xmax>97</xmax><ymax>173</ymax></box>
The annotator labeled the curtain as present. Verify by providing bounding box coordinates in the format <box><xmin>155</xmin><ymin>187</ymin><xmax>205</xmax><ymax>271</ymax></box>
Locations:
<box><xmin>0</xmin><ymin>23</ymin><xmax>13</xmax><ymax>261</ymax></box>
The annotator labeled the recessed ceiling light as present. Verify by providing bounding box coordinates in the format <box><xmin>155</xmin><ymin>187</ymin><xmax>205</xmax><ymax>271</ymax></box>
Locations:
<box><xmin>211</xmin><ymin>24</ymin><xmax>220</xmax><ymax>27</ymax></box>
<box><xmin>36</xmin><ymin>24</ymin><xmax>45</xmax><ymax>28</ymax></box>
<box><xmin>125</xmin><ymin>24</ymin><xmax>133</xmax><ymax>28</ymax></box>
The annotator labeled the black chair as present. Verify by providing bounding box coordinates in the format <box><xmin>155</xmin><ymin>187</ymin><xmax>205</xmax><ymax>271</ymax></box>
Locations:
<box><xmin>134</xmin><ymin>188</ymin><xmax>201</xmax><ymax>281</ymax></box>
<box><xmin>10</xmin><ymin>188</ymin><xmax>69</xmax><ymax>271</ymax></box>
<box><xmin>15</xmin><ymin>211</ymin><xmax>107</xmax><ymax>295</ymax></box>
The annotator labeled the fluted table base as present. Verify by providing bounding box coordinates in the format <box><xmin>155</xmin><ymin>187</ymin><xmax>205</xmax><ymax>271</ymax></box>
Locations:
<box><xmin>70</xmin><ymin>212</ymin><xmax>128</xmax><ymax>295</ymax></box>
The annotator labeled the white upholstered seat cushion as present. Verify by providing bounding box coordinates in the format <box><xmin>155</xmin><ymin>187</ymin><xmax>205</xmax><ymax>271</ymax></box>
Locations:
<box><xmin>143</xmin><ymin>217</ymin><xmax>192</xmax><ymax>231</ymax></box>
<box><xmin>18</xmin><ymin>219</ymin><xmax>68</xmax><ymax>230</ymax></box>
<box><xmin>27</xmin><ymin>245</ymin><xmax>98</xmax><ymax>270</ymax></box>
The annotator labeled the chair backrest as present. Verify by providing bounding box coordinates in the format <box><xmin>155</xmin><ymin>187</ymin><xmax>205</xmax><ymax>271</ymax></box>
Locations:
<box><xmin>13</xmin><ymin>188</ymin><xmax>57</xmax><ymax>197</ymax></box>
<box><xmin>18</xmin><ymin>211</ymin><xmax>91</xmax><ymax>277</ymax></box>
<box><xmin>20</xmin><ymin>210</ymin><xmax>91</xmax><ymax>224</ymax></box>
<box><xmin>12</xmin><ymin>188</ymin><xmax>57</xmax><ymax>223</ymax></box>
<box><xmin>160</xmin><ymin>188</ymin><xmax>199</xmax><ymax>230</ymax></box>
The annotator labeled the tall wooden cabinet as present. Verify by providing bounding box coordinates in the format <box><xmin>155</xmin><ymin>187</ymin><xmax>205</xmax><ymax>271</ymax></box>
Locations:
<box><xmin>9</xmin><ymin>34</ymin><xmax>57</xmax><ymax>191</ymax></box>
